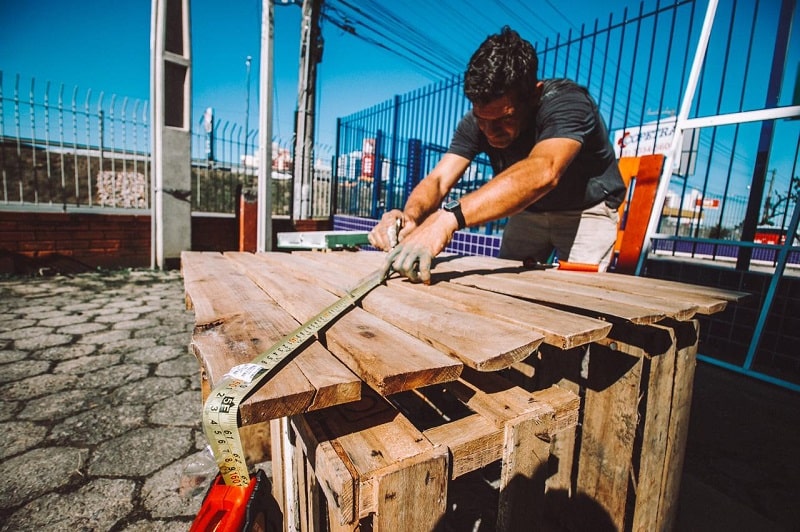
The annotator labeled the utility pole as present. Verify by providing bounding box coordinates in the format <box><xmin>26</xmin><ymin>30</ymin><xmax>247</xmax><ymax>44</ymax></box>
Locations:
<box><xmin>293</xmin><ymin>0</ymin><xmax>323</xmax><ymax>221</ymax></box>
<box><xmin>257</xmin><ymin>0</ymin><xmax>275</xmax><ymax>252</ymax></box>
<box><xmin>761</xmin><ymin>168</ymin><xmax>776</xmax><ymax>225</ymax></box>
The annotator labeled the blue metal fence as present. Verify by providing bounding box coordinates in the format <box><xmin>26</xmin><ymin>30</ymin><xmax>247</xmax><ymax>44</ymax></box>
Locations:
<box><xmin>332</xmin><ymin>0</ymin><xmax>800</xmax><ymax>248</ymax></box>
<box><xmin>331</xmin><ymin>0</ymin><xmax>800</xmax><ymax>390</ymax></box>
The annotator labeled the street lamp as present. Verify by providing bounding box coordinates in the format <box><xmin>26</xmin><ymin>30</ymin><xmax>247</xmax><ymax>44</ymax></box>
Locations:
<box><xmin>245</xmin><ymin>55</ymin><xmax>252</xmax><ymax>159</ymax></box>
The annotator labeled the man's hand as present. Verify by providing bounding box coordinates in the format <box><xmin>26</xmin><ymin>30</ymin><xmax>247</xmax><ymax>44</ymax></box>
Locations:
<box><xmin>368</xmin><ymin>210</ymin><xmax>417</xmax><ymax>251</ymax></box>
<box><xmin>384</xmin><ymin>209</ymin><xmax>458</xmax><ymax>284</ymax></box>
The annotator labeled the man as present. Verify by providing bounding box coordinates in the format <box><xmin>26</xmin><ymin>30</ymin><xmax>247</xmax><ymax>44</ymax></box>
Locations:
<box><xmin>368</xmin><ymin>26</ymin><xmax>626</xmax><ymax>282</ymax></box>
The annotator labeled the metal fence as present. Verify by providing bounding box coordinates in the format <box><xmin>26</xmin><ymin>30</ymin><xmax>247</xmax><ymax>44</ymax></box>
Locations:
<box><xmin>0</xmin><ymin>72</ymin><xmax>151</xmax><ymax>209</ymax></box>
<box><xmin>0</xmin><ymin>71</ymin><xmax>334</xmax><ymax>216</ymax></box>
<box><xmin>332</xmin><ymin>0</ymin><xmax>800</xmax><ymax>248</ymax></box>
<box><xmin>332</xmin><ymin>0</ymin><xmax>800</xmax><ymax>391</ymax></box>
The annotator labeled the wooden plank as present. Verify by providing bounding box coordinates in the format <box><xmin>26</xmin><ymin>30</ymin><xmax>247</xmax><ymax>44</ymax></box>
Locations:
<box><xmin>574</xmin><ymin>343</ymin><xmax>642</xmax><ymax>531</ymax></box>
<box><xmin>487</xmin><ymin>270</ymin><xmax>698</xmax><ymax>321</ymax></box>
<box><xmin>181</xmin><ymin>251</ymin><xmax>361</xmax><ymax>421</ymax></box>
<box><xmin>261</xmin><ymin>251</ymin><xmax>543</xmax><ymax>371</ymax></box>
<box><xmin>497</xmin><ymin>418</ymin><xmax>551</xmax><ymax>531</ymax></box>
<box><xmin>524</xmin><ymin>269</ymin><xmax>737</xmax><ymax>315</ymax></box>
<box><xmin>434</xmin><ymin>255</ymin><xmax>695</xmax><ymax>323</ymax></box>
<box><xmin>433</xmin><ymin>252</ymin><xmax>746</xmax><ymax>311</ymax></box>
<box><xmin>657</xmin><ymin>319</ymin><xmax>699</xmax><ymax>531</ymax></box>
<box><xmin>423</xmin><ymin>414</ymin><xmax>502</xmax><ymax>479</ymax></box>
<box><xmin>291</xmin><ymin>416</ymin><xmax>357</xmax><ymax>526</ymax></box>
<box><xmin>296</xmin><ymin>251</ymin><xmax>612</xmax><ymax>349</ymax></box>
<box><xmin>445</xmin><ymin>269</ymin><xmax>668</xmax><ymax>324</ymax></box>
<box><xmin>372</xmin><ymin>448</ymin><xmax>448</xmax><ymax>531</ymax></box>
<box><xmin>630</xmin><ymin>327</ymin><xmax>677</xmax><ymax>531</ymax></box>
<box><xmin>226</xmin><ymin>252</ymin><xmax>462</xmax><ymax>395</ymax></box>
<box><xmin>295</xmin><ymin>388</ymin><xmax>444</xmax><ymax>523</ymax></box>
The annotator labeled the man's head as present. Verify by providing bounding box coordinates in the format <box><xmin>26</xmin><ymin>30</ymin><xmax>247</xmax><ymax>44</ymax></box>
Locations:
<box><xmin>464</xmin><ymin>26</ymin><xmax>539</xmax><ymax>105</ymax></box>
<box><xmin>465</xmin><ymin>27</ymin><xmax>540</xmax><ymax>148</ymax></box>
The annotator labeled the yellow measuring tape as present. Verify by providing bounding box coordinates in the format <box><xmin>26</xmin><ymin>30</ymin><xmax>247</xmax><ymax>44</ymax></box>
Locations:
<box><xmin>202</xmin><ymin>265</ymin><xmax>391</xmax><ymax>487</ymax></box>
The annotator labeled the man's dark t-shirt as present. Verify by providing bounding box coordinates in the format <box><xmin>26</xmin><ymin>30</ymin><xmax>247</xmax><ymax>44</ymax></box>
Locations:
<box><xmin>447</xmin><ymin>79</ymin><xmax>626</xmax><ymax>212</ymax></box>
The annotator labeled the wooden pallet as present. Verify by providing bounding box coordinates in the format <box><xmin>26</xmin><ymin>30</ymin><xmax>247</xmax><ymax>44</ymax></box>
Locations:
<box><xmin>181</xmin><ymin>250</ymin><xmax>746</xmax><ymax>530</ymax></box>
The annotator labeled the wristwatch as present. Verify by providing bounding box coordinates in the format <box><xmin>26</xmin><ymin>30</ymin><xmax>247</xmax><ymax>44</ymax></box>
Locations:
<box><xmin>443</xmin><ymin>199</ymin><xmax>466</xmax><ymax>230</ymax></box>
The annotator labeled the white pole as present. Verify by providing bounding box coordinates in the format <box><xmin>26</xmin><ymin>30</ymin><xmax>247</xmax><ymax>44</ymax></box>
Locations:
<box><xmin>635</xmin><ymin>0</ymin><xmax>719</xmax><ymax>275</ymax></box>
<box><xmin>257</xmin><ymin>0</ymin><xmax>274</xmax><ymax>252</ymax></box>
<box><xmin>149</xmin><ymin>0</ymin><xmax>163</xmax><ymax>269</ymax></box>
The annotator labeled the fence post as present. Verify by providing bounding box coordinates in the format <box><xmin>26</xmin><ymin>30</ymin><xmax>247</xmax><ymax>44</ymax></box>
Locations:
<box><xmin>331</xmin><ymin>117</ymin><xmax>341</xmax><ymax>216</ymax></box>
<box><xmin>370</xmin><ymin>130</ymin><xmax>384</xmax><ymax>219</ymax></box>
<box><xmin>387</xmin><ymin>94</ymin><xmax>401</xmax><ymax>211</ymax></box>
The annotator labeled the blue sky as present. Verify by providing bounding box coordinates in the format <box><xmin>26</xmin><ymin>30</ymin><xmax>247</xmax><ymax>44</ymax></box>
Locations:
<box><xmin>1</xmin><ymin>0</ymin><xmax>648</xmax><ymax>150</ymax></box>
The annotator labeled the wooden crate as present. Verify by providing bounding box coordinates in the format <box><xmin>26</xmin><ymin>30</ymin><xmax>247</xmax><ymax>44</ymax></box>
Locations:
<box><xmin>272</xmin><ymin>369</ymin><xmax>579</xmax><ymax>531</ymax></box>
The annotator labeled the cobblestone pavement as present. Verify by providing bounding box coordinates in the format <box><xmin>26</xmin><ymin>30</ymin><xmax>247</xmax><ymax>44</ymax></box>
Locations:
<box><xmin>0</xmin><ymin>269</ymin><xmax>212</xmax><ymax>532</ymax></box>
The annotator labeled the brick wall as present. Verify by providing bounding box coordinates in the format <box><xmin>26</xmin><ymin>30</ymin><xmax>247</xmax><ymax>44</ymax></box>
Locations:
<box><xmin>0</xmin><ymin>209</ymin><xmax>333</xmax><ymax>275</ymax></box>
<box><xmin>0</xmin><ymin>211</ymin><xmax>151</xmax><ymax>274</ymax></box>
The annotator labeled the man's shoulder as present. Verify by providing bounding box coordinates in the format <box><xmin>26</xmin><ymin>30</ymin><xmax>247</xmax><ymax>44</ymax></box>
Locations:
<box><xmin>540</xmin><ymin>78</ymin><xmax>590</xmax><ymax>103</ymax></box>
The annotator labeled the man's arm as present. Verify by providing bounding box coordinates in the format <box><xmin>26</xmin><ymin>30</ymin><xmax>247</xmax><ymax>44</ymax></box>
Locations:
<box><xmin>387</xmin><ymin>137</ymin><xmax>581</xmax><ymax>283</ymax></box>
<box><xmin>458</xmin><ymin>137</ymin><xmax>581</xmax><ymax>226</ymax></box>
<box><xmin>368</xmin><ymin>153</ymin><xmax>470</xmax><ymax>250</ymax></box>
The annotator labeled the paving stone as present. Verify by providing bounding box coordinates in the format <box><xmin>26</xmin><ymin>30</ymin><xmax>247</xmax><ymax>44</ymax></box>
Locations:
<box><xmin>34</xmin><ymin>342</ymin><xmax>97</xmax><ymax>361</ymax></box>
<box><xmin>114</xmin><ymin>317</ymin><xmax>160</xmax><ymax>331</ymax></box>
<box><xmin>110</xmin><ymin>376</ymin><xmax>188</xmax><ymax>405</ymax></box>
<box><xmin>36</xmin><ymin>305</ymin><xmax>83</xmax><ymax>327</ymax></box>
<box><xmin>76</xmin><ymin>363</ymin><xmax>150</xmax><ymax>390</ymax></box>
<box><xmin>53</xmin><ymin>353</ymin><xmax>122</xmax><ymax>375</ymax></box>
<box><xmin>49</xmin><ymin>403</ymin><xmax>147</xmax><ymax>446</ymax></box>
<box><xmin>57</xmin><ymin>321</ymin><xmax>108</xmax><ymax>335</ymax></box>
<box><xmin>0</xmin><ymin>318</ymin><xmax>35</xmax><ymax>332</ymax></box>
<box><xmin>0</xmin><ymin>420</ymin><xmax>48</xmax><ymax>459</ymax></box>
<box><xmin>95</xmin><ymin>312</ymin><xmax>142</xmax><ymax>324</ymax></box>
<box><xmin>0</xmin><ymin>373</ymin><xmax>80</xmax><ymax>401</ymax></box>
<box><xmin>149</xmin><ymin>390</ymin><xmax>202</xmax><ymax>427</ymax></box>
<box><xmin>134</xmin><ymin>325</ymin><xmax>190</xmax><ymax>340</ymax></box>
<box><xmin>120</xmin><ymin>520</ymin><xmax>193</xmax><ymax>532</ymax></box>
<box><xmin>98</xmin><ymin>337</ymin><xmax>158</xmax><ymax>355</ymax></box>
<box><xmin>39</xmin><ymin>312</ymin><xmax>88</xmax><ymax>326</ymax></box>
<box><xmin>126</xmin><ymin>345</ymin><xmax>185</xmax><ymax>365</ymax></box>
<box><xmin>18</xmin><ymin>388</ymin><xmax>101</xmax><ymax>421</ymax></box>
<box><xmin>0</xmin><ymin>359</ymin><xmax>51</xmax><ymax>383</ymax></box>
<box><xmin>0</xmin><ymin>350</ymin><xmax>28</xmax><ymax>365</ymax></box>
<box><xmin>76</xmin><ymin>329</ymin><xmax>131</xmax><ymax>345</ymax></box>
<box><xmin>89</xmin><ymin>427</ymin><xmax>192</xmax><ymax>476</ymax></box>
<box><xmin>16</xmin><ymin>304</ymin><xmax>55</xmax><ymax>315</ymax></box>
<box><xmin>14</xmin><ymin>332</ymin><xmax>74</xmax><ymax>351</ymax></box>
<box><xmin>61</xmin><ymin>302</ymin><xmax>102</xmax><ymax>312</ymax></box>
<box><xmin>2</xmin><ymin>326</ymin><xmax>55</xmax><ymax>341</ymax></box>
<box><xmin>141</xmin><ymin>452</ymin><xmax>212</xmax><ymax>518</ymax></box>
<box><xmin>156</xmin><ymin>354</ymin><xmax>200</xmax><ymax>378</ymax></box>
<box><xmin>0</xmin><ymin>400</ymin><xmax>19</xmax><ymax>421</ymax></box>
<box><xmin>0</xmin><ymin>446</ymin><xmax>87</xmax><ymax>509</ymax></box>
<box><xmin>1</xmin><ymin>478</ymin><xmax>136</xmax><ymax>532</ymax></box>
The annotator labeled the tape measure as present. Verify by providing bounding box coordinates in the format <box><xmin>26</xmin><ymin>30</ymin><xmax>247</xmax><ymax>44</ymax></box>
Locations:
<box><xmin>202</xmin><ymin>264</ymin><xmax>391</xmax><ymax>487</ymax></box>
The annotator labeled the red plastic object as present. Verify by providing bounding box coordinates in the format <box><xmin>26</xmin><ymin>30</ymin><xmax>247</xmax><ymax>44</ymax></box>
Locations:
<box><xmin>557</xmin><ymin>260</ymin><xmax>600</xmax><ymax>272</ymax></box>
<box><xmin>190</xmin><ymin>470</ymin><xmax>269</xmax><ymax>532</ymax></box>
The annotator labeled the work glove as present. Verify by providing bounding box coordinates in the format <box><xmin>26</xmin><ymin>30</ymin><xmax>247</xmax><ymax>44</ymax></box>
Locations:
<box><xmin>384</xmin><ymin>242</ymin><xmax>433</xmax><ymax>284</ymax></box>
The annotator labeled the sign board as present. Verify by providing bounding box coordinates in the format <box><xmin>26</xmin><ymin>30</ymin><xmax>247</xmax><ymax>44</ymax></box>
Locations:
<box><xmin>613</xmin><ymin>117</ymin><xmax>698</xmax><ymax>176</ymax></box>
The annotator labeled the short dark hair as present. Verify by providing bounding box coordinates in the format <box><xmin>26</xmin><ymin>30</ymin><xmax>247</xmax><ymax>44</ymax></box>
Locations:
<box><xmin>464</xmin><ymin>26</ymin><xmax>539</xmax><ymax>105</ymax></box>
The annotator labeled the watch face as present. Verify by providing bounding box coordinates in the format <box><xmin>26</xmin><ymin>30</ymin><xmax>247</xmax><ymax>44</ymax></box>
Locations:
<box><xmin>444</xmin><ymin>200</ymin><xmax>459</xmax><ymax>211</ymax></box>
